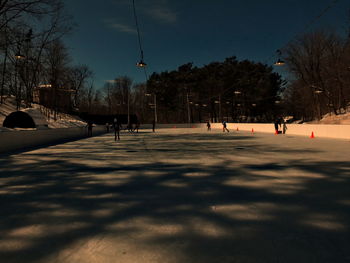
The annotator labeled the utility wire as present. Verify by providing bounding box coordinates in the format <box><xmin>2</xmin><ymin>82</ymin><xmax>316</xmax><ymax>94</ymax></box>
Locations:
<box><xmin>132</xmin><ymin>0</ymin><xmax>144</xmax><ymax>61</ymax></box>
<box><xmin>132</xmin><ymin>0</ymin><xmax>149</xmax><ymax>83</ymax></box>
<box><xmin>266</xmin><ymin>0</ymin><xmax>342</xmax><ymax>64</ymax></box>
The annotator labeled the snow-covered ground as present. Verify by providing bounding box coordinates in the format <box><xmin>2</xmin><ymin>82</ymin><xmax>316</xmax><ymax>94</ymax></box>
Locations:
<box><xmin>0</xmin><ymin>96</ymin><xmax>86</xmax><ymax>130</ymax></box>
<box><xmin>308</xmin><ymin>111</ymin><xmax>350</xmax><ymax>124</ymax></box>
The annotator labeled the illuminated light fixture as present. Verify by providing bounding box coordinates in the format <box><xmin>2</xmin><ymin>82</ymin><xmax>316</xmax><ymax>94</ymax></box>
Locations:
<box><xmin>145</xmin><ymin>93</ymin><xmax>152</xmax><ymax>96</ymax></box>
<box><xmin>226</xmin><ymin>101</ymin><xmax>230</xmax><ymax>104</ymax></box>
<box><xmin>195</xmin><ymin>103</ymin><xmax>199</xmax><ymax>106</ymax></box>
<box><xmin>189</xmin><ymin>101</ymin><xmax>193</xmax><ymax>104</ymax></box>
<box><xmin>314</xmin><ymin>88</ymin><xmax>323</xmax><ymax>94</ymax></box>
<box><xmin>38</xmin><ymin>84</ymin><xmax>52</xmax><ymax>88</ymax></box>
<box><xmin>214</xmin><ymin>100</ymin><xmax>219</xmax><ymax>104</ymax></box>
<box><xmin>274</xmin><ymin>59</ymin><xmax>285</xmax><ymax>66</ymax></box>
<box><xmin>202</xmin><ymin>104</ymin><xmax>207</xmax><ymax>107</ymax></box>
<box><xmin>15</xmin><ymin>54</ymin><xmax>25</xmax><ymax>59</ymax></box>
<box><xmin>136</xmin><ymin>60</ymin><xmax>147</xmax><ymax>67</ymax></box>
<box><xmin>234</xmin><ymin>90</ymin><xmax>241</xmax><ymax>95</ymax></box>
<box><xmin>274</xmin><ymin>49</ymin><xmax>285</xmax><ymax>66</ymax></box>
<box><xmin>237</xmin><ymin>104</ymin><xmax>241</xmax><ymax>106</ymax></box>
<box><xmin>252</xmin><ymin>103</ymin><xmax>257</xmax><ymax>107</ymax></box>
<box><xmin>275</xmin><ymin>100</ymin><xmax>281</xmax><ymax>104</ymax></box>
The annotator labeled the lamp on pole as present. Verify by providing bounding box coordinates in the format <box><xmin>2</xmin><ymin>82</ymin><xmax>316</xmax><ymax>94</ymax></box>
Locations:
<box><xmin>14</xmin><ymin>50</ymin><xmax>25</xmax><ymax>110</ymax></box>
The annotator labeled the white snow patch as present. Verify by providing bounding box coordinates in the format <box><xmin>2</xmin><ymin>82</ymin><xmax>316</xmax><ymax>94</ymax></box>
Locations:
<box><xmin>0</xmin><ymin>96</ymin><xmax>86</xmax><ymax>130</ymax></box>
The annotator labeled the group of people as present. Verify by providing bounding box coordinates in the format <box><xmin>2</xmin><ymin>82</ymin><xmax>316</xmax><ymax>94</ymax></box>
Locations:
<box><xmin>108</xmin><ymin>119</ymin><xmax>156</xmax><ymax>141</ymax></box>
<box><xmin>205</xmin><ymin>118</ymin><xmax>287</xmax><ymax>134</ymax></box>
<box><xmin>110</xmin><ymin>119</ymin><xmax>142</xmax><ymax>141</ymax></box>
<box><xmin>274</xmin><ymin>117</ymin><xmax>287</xmax><ymax>134</ymax></box>
<box><xmin>89</xmin><ymin>118</ymin><xmax>288</xmax><ymax>139</ymax></box>
<box><xmin>206</xmin><ymin>120</ymin><xmax>230</xmax><ymax>132</ymax></box>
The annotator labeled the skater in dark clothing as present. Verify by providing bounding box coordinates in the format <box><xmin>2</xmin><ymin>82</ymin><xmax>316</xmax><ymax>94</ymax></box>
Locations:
<box><xmin>113</xmin><ymin>118</ymin><xmax>121</xmax><ymax>141</ymax></box>
<box><xmin>274</xmin><ymin>118</ymin><xmax>281</xmax><ymax>134</ymax></box>
<box><xmin>282</xmin><ymin>118</ymin><xmax>287</xmax><ymax>134</ymax></box>
<box><xmin>152</xmin><ymin>120</ymin><xmax>156</xmax><ymax>132</ymax></box>
<box><xmin>135</xmin><ymin>121</ymin><xmax>140</xmax><ymax>133</ymax></box>
<box><xmin>87</xmin><ymin>120</ymin><xmax>93</xmax><ymax>136</ymax></box>
<box><xmin>126</xmin><ymin>123</ymin><xmax>131</xmax><ymax>132</ymax></box>
<box><xmin>106</xmin><ymin>123</ymin><xmax>110</xmax><ymax>133</ymax></box>
<box><xmin>222</xmin><ymin>120</ymin><xmax>229</xmax><ymax>132</ymax></box>
<box><xmin>206</xmin><ymin>121</ymin><xmax>211</xmax><ymax>131</ymax></box>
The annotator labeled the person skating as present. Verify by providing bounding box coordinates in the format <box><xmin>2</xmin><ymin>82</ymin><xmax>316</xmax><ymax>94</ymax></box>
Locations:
<box><xmin>135</xmin><ymin>121</ymin><xmax>140</xmax><ymax>133</ymax></box>
<box><xmin>222</xmin><ymin>120</ymin><xmax>229</xmax><ymax>132</ymax></box>
<box><xmin>113</xmin><ymin>118</ymin><xmax>121</xmax><ymax>141</ymax></box>
<box><xmin>282</xmin><ymin>118</ymin><xmax>287</xmax><ymax>134</ymax></box>
<box><xmin>87</xmin><ymin>120</ymin><xmax>93</xmax><ymax>136</ymax></box>
<box><xmin>207</xmin><ymin>121</ymin><xmax>211</xmax><ymax>131</ymax></box>
<box><xmin>274</xmin><ymin>117</ymin><xmax>281</xmax><ymax>134</ymax></box>
<box><xmin>152</xmin><ymin>120</ymin><xmax>156</xmax><ymax>132</ymax></box>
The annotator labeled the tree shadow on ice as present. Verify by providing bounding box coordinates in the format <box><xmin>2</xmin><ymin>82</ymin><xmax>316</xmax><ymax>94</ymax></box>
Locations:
<box><xmin>0</xmin><ymin>136</ymin><xmax>349</xmax><ymax>262</ymax></box>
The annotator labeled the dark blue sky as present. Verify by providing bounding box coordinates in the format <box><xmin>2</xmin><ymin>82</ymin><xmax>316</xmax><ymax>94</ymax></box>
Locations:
<box><xmin>63</xmin><ymin>0</ymin><xmax>349</xmax><ymax>88</ymax></box>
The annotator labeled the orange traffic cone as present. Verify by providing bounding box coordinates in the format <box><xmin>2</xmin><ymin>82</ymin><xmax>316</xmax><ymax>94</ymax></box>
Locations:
<box><xmin>251</xmin><ymin>128</ymin><xmax>254</xmax><ymax>134</ymax></box>
<box><xmin>310</xmin><ymin>132</ymin><xmax>315</xmax><ymax>139</ymax></box>
<box><xmin>236</xmin><ymin>127</ymin><xmax>239</xmax><ymax>131</ymax></box>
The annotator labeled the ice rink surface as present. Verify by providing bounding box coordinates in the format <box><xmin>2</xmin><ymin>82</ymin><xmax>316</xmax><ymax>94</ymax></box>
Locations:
<box><xmin>1</xmin><ymin>128</ymin><xmax>350</xmax><ymax>263</ymax></box>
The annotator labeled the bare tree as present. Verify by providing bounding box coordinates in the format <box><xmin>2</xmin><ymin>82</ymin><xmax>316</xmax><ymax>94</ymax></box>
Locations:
<box><xmin>284</xmin><ymin>30</ymin><xmax>349</xmax><ymax>120</ymax></box>
<box><xmin>67</xmin><ymin>65</ymin><xmax>93</xmax><ymax>108</ymax></box>
<box><xmin>0</xmin><ymin>0</ymin><xmax>72</xmax><ymax>106</ymax></box>
<box><xmin>43</xmin><ymin>38</ymin><xmax>71</xmax><ymax>118</ymax></box>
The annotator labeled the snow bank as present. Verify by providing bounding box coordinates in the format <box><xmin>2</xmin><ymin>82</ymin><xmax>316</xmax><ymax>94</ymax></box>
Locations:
<box><xmin>0</xmin><ymin>125</ymin><xmax>106</xmax><ymax>155</ymax></box>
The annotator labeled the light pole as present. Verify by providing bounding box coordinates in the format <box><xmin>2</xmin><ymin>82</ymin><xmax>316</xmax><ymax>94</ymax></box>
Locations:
<box><xmin>145</xmin><ymin>92</ymin><xmax>157</xmax><ymax>123</ymax></box>
<box><xmin>14</xmin><ymin>52</ymin><xmax>25</xmax><ymax>110</ymax></box>
<box><xmin>127</xmin><ymin>86</ymin><xmax>130</xmax><ymax>126</ymax></box>
<box><xmin>186</xmin><ymin>91</ymin><xmax>191</xmax><ymax>123</ymax></box>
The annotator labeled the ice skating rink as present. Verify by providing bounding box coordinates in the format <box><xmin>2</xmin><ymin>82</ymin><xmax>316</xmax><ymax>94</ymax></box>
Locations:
<box><xmin>1</xmin><ymin>128</ymin><xmax>349</xmax><ymax>263</ymax></box>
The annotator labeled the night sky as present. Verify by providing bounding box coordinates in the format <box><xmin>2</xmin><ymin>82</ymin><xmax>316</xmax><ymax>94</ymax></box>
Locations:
<box><xmin>63</xmin><ymin>0</ymin><xmax>349</xmax><ymax>88</ymax></box>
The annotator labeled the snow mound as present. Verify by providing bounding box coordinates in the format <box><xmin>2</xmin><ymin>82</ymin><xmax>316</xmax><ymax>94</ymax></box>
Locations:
<box><xmin>308</xmin><ymin>110</ymin><xmax>350</xmax><ymax>125</ymax></box>
<box><xmin>1</xmin><ymin>96</ymin><xmax>86</xmax><ymax>130</ymax></box>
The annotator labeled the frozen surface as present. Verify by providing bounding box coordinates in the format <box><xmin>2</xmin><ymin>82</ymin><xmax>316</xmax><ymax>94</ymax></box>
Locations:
<box><xmin>0</xmin><ymin>129</ymin><xmax>350</xmax><ymax>263</ymax></box>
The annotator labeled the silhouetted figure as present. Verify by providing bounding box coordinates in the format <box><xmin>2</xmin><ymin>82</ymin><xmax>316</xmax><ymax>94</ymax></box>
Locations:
<box><xmin>113</xmin><ymin>118</ymin><xmax>121</xmax><ymax>141</ymax></box>
<box><xmin>127</xmin><ymin>123</ymin><xmax>133</xmax><ymax>132</ymax></box>
<box><xmin>106</xmin><ymin>123</ymin><xmax>110</xmax><ymax>132</ymax></box>
<box><xmin>274</xmin><ymin>118</ymin><xmax>281</xmax><ymax>134</ymax></box>
<box><xmin>207</xmin><ymin>121</ymin><xmax>211</xmax><ymax>131</ymax></box>
<box><xmin>87</xmin><ymin>120</ymin><xmax>93</xmax><ymax>136</ymax></box>
<box><xmin>282</xmin><ymin>118</ymin><xmax>287</xmax><ymax>134</ymax></box>
<box><xmin>135</xmin><ymin>121</ymin><xmax>140</xmax><ymax>133</ymax></box>
<box><xmin>152</xmin><ymin>120</ymin><xmax>156</xmax><ymax>132</ymax></box>
<box><xmin>222</xmin><ymin>120</ymin><xmax>229</xmax><ymax>132</ymax></box>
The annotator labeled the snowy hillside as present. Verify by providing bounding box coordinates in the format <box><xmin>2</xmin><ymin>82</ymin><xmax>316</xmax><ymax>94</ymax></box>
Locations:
<box><xmin>0</xmin><ymin>96</ymin><xmax>86</xmax><ymax>130</ymax></box>
<box><xmin>307</xmin><ymin>111</ymin><xmax>350</xmax><ymax>125</ymax></box>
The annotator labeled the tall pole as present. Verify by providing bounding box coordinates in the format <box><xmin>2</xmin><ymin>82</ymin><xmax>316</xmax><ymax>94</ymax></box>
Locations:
<box><xmin>219</xmin><ymin>94</ymin><xmax>222</xmax><ymax>122</ymax></box>
<box><xmin>127</xmin><ymin>87</ymin><xmax>130</xmax><ymax>125</ymax></box>
<box><xmin>187</xmin><ymin>91</ymin><xmax>191</xmax><ymax>123</ymax></box>
<box><xmin>154</xmin><ymin>93</ymin><xmax>157</xmax><ymax>123</ymax></box>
